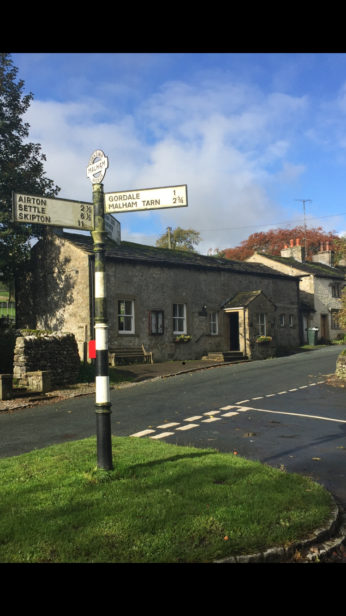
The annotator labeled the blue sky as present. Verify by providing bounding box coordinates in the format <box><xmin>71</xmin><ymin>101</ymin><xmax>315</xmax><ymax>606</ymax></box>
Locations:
<box><xmin>11</xmin><ymin>52</ymin><xmax>346</xmax><ymax>253</ymax></box>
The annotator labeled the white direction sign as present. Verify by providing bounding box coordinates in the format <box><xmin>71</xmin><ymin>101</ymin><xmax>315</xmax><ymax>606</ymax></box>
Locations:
<box><xmin>104</xmin><ymin>184</ymin><xmax>188</xmax><ymax>214</ymax></box>
<box><xmin>105</xmin><ymin>214</ymin><xmax>121</xmax><ymax>244</ymax></box>
<box><xmin>12</xmin><ymin>193</ymin><xmax>94</xmax><ymax>231</ymax></box>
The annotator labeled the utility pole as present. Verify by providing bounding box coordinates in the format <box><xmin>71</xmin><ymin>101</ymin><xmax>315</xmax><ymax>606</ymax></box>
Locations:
<box><xmin>295</xmin><ymin>199</ymin><xmax>312</xmax><ymax>254</ymax></box>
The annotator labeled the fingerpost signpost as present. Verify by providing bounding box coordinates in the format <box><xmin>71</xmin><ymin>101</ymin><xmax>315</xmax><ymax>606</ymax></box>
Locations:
<box><xmin>87</xmin><ymin>150</ymin><xmax>113</xmax><ymax>470</ymax></box>
<box><xmin>13</xmin><ymin>149</ymin><xmax>188</xmax><ymax>471</ymax></box>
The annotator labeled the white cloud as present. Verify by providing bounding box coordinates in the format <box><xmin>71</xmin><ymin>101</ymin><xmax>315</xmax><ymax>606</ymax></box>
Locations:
<box><xmin>23</xmin><ymin>74</ymin><xmax>311</xmax><ymax>253</ymax></box>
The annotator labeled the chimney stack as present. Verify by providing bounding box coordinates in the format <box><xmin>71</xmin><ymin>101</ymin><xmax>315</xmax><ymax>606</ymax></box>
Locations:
<box><xmin>280</xmin><ymin>238</ymin><xmax>305</xmax><ymax>262</ymax></box>
<box><xmin>312</xmin><ymin>240</ymin><xmax>334</xmax><ymax>266</ymax></box>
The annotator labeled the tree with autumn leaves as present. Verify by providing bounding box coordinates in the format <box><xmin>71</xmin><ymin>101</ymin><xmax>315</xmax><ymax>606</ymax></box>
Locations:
<box><xmin>219</xmin><ymin>227</ymin><xmax>346</xmax><ymax>336</ymax></box>
<box><xmin>219</xmin><ymin>226</ymin><xmax>340</xmax><ymax>261</ymax></box>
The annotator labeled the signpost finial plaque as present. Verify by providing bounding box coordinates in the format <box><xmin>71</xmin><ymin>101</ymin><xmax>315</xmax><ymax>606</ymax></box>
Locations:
<box><xmin>87</xmin><ymin>149</ymin><xmax>109</xmax><ymax>184</ymax></box>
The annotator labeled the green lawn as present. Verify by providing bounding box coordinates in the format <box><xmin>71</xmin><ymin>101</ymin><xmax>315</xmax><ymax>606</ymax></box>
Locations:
<box><xmin>0</xmin><ymin>436</ymin><xmax>333</xmax><ymax>563</ymax></box>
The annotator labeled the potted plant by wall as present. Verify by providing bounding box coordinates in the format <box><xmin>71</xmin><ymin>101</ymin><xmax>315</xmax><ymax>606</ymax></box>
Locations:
<box><xmin>174</xmin><ymin>335</ymin><xmax>192</xmax><ymax>343</ymax></box>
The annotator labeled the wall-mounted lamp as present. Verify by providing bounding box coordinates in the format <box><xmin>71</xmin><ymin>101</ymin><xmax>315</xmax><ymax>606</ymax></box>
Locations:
<box><xmin>198</xmin><ymin>305</ymin><xmax>207</xmax><ymax>317</ymax></box>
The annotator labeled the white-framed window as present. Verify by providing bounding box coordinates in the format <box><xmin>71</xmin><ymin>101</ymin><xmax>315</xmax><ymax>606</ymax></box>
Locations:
<box><xmin>258</xmin><ymin>313</ymin><xmax>267</xmax><ymax>336</ymax></box>
<box><xmin>173</xmin><ymin>303</ymin><xmax>187</xmax><ymax>334</ymax></box>
<box><xmin>150</xmin><ymin>310</ymin><xmax>164</xmax><ymax>335</ymax></box>
<box><xmin>279</xmin><ymin>314</ymin><xmax>285</xmax><ymax>327</ymax></box>
<box><xmin>289</xmin><ymin>314</ymin><xmax>294</xmax><ymax>328</ymax></box>
<box><xmin>118</xmin><ymin>300</ymin><xmax>134</xmax><ymax>334</ymax></box>
<box><xmin>209</xmin><ymin>311</ymin><xmax>218</xmax><ymax>335</ymax></box>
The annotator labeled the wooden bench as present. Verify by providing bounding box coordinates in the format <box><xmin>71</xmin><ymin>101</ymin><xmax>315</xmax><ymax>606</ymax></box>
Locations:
<box><xmin>109</xmin><ymin>344</ymin><xmax>153</xmax><ymax>366</ymax></box>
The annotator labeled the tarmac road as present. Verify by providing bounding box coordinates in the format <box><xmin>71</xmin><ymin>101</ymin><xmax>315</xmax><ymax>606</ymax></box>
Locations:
<box><xmin>0</xmin><ymin>345</ymin><xmax>345</xmax><ymax>508</ymax></box>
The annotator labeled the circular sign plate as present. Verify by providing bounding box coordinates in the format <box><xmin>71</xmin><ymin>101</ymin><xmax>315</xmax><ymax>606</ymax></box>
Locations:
<box><xmin>87</xmin><ymin>150</ymin><xmax>109</xmax><ymax>184</ymax></box>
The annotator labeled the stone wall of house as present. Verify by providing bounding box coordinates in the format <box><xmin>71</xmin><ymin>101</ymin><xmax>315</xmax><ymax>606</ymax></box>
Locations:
<box><xmin>15</xmin><ymin>234</ymin><xmax>91</xmax><ymax>360</ymax></box>
<box><xmin>106</xmin><ymin>260</ymin><xmax>301</xmax><ymax>361</ymax></box>
<box><xmin>13</xmin><ymin>332</ymin><xmax>80</xmax><ymax>387</ymax></box>
<box><xmin>313</xmin><ymin>277</ymin><xmax>344</xmax><ymax>340</ymax></box>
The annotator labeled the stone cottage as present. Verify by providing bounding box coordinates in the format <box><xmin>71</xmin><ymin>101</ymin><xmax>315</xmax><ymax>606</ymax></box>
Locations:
<box><xmin>247</xmin><ymin>239</ymin><xmax>346</xmax><ymax>343</ymax></box>
<box><xmin>15</xmin><ymin>230</ymin><xmax>301</xmax><ymax>362</ymax></box>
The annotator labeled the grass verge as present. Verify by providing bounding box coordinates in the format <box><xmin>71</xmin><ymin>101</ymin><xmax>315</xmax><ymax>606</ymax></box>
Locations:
<box><xmin>0</xmin><ymin>436</ymin><xmax>333</xmax><ymax>563</ymax></box>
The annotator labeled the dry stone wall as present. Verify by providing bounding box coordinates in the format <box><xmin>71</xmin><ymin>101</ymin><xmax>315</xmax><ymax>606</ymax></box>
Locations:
<box><xmin>13</xmin><ymin>332</ymin><xmax>80</xmax><ymax>387</ymax></box>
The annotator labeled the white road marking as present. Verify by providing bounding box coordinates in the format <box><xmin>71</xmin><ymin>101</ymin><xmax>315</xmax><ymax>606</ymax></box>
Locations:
<box><xmin>185</xmin><ymin>415</ymin><xmax>203</xmax><ymax>421</ymax></box>
<box><xmin>220</xmin><ymin>405</ymin><xmax>238</xmax><ymax>410</ymax></box>
<box><xmin>129</xmin><ymin>380</ymin><xmax>331</xmax><ymax>439</ymax></box>
<box><xmin>202</xmin><ymin>417</ymin><xmax>221</xmax><ymax>423</ymax></box>
<box><xmin>235</xmin><ymin>406</ymin><xmax>346</xmax><ymax>424</ymax></box>
<box><xmin>130</xmin><ymin>429</ymin><xmax>156</xmax><ymax>437</ymax></box>
<box><xmin>176</xmin><ymin>424</ymin><xmax>199</xmax><ymax>431</ymax></box>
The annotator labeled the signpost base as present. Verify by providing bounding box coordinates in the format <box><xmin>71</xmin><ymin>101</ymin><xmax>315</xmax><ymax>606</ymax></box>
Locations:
<box><xmin>96</xmin><ymin>407</ymin><xmax>113</xmax><ymax>470</ymax></box>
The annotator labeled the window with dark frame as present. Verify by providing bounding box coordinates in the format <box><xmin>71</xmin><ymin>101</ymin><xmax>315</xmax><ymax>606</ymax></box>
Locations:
<box><xmin>331</xmin><ymin>309</ymin><xmax>340</xmax><ymax>329</ymax></box>
<box><xmin>149</xmin><ymin>310</ymin><xmax>164</xmax><ymax>335</ymax></box>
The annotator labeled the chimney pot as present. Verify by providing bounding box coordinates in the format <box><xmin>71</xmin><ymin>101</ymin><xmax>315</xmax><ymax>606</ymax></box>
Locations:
<box><xmin>290</xmin><ymin>239</ymin><xmax>294</xmax><ymax>247</ymax></box>
<box><xmin>296</xmin><ymin>238</ymin><xmax>300</xmax><ymax>246</ymax></box>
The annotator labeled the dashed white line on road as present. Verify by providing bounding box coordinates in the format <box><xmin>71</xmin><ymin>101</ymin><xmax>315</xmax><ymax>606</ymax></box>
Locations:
<box><xmin>202</xmin><ymin>417</ymin><xmax>221</xmax><ymax>423</ymax></box>
<box><xmin>131</xmin><ymin>429</ymin><xmax>156</xmax><ymax>437</ymax></box>
<box><xmin>185</xmin><ymin>416</ymin><xmax>203</xmax><ymax>421</ymax></box>
<box><xmin>130</xmin><ymin>380</ymin><xmax>330</xmax><ymax>439</ymax></box>
<box><xmin>220</xmin><ymin>405</ymin><xmax>238</xmax><ymax>411</ymax></box>
<box><xmin>176</xmin><ymin>424</ymin><xmax>199</xmax><ymax>431</ymax></box>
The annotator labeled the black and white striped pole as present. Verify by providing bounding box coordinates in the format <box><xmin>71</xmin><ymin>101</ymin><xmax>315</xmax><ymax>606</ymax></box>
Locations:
<box><xmin>87</xmin><ymin>150</ymin><xmax>113</xmax><ymax>470</ymax></box>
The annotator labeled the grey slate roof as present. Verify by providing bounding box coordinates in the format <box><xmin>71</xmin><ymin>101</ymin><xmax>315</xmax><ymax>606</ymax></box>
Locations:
<box><xmin>254</xmin><ymin>252</ymin><xmax>346</xmax><ymax>280</ymax></box>
<box><xmin>58</xmin><ymin>231</ymin><xmax>298</xmax><ymax>281</ymax></box>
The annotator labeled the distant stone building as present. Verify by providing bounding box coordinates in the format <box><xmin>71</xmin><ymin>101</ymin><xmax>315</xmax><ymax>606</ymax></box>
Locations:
<box><xmin>16</xmin><ymin>231</ymin><xmax>301</xmax><ymax>362</ymax></box>
<box><xmin>247</xmin><ymin>239</ymin><xmax>346</xmax><ymax>343</ymax></box>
